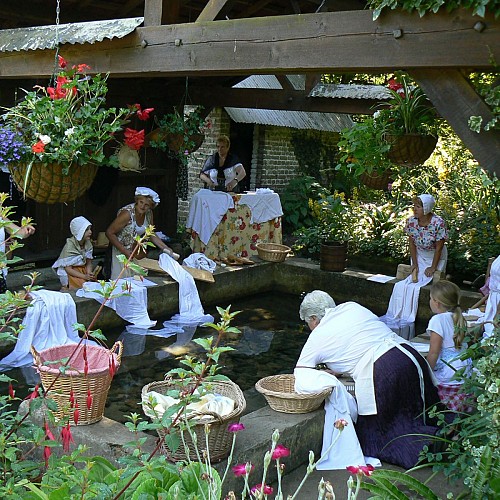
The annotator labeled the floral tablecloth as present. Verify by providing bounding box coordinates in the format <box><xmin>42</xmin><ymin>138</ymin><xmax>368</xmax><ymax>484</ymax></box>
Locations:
<box><xmin>187</xmin><ymin>192</ymin><xmax>283</xmax><ymax>259</ymax></box>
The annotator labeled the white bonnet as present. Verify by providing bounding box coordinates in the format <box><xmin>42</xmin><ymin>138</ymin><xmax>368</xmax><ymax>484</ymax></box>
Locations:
<box><xmin>299</xmin><ymin>290</ymin><xmax>336</xmax><ymax>322</ymax></box>
<box><xmin>135</xmin><ymin>187</ymin><xmax>160</xmax><ymax>205</ymax></box>
<box><xmin>70</xmin><ymin>216</ymin><xmax>92</xmax><ymax>241</ymax></box>
<box><xmin>417</xmin><ymin>194</ymin><xmax>436</xmax><ymax>215</ymax></box>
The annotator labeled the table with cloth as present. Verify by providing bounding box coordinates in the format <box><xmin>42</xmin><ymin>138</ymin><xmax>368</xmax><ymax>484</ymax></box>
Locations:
<box><xmin>186</xmin><ymin>189</ymin><xmax>283</xmax><ymax>260</ymax></box>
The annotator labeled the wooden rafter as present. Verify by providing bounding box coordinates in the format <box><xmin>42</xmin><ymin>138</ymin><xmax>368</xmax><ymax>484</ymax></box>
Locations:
<box><xmin>196</xmin><ymin>0</ymin><xmax>231</xmax><ymax>22</ymax></box>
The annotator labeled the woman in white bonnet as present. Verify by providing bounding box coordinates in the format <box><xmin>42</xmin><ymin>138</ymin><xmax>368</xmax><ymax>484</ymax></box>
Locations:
<box><xmin>381</xmin><ymin>193</ymin><xmax>448</xmax><ymax>337</ymax></box>
<box><xmin>106</xmin><ymin>187</ymin><xmax>179</xmax><ymax>280</ymax></box>
<box><xmin>52</xmin><ymin>216</ymin><xmax>96</xmax><ymax>290</ymax></box>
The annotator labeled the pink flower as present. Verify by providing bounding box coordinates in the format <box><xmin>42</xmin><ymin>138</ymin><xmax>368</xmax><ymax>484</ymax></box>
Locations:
<box><xmin>137</xmin><ymin>107</ymin><xmax>154</xmax><ymax>121</ymax></box>
<box><xmin>73</xmin><ymin>403</ymin><xmax>80</xmax><ymax>425</ymax></box>
<box><xmin>346</xmin><ymin>464</ymin><xmax>375</xmax><ymax>477</ymax></box>
<box><xmin>8</xmin><ymin>382</ymin><xmax>15</xmax><ymax>399</ymax></box>
<box><xmin>334</xmin><ymin>418</ymin><xmax>349</xmax><ymax>430</ymax></box>
<box><xmin>43</xmin><ymin>445</ymin><xmax>51</xmax><ymax>467</ymax></box>
<box><xmin>232</xmin><ymin>463</ymin><xmax>254</xmax><ymax>476</ymax></box>
<box><xmin>58</xmin><ymin>55</ymin><xmax>67</xmax><ymax>68</ymax></box>
<box><xmin>272</xmin><ymin>444</ymin><xmax>290</xmax><ymax>460</ymax></box>
<box><xmin>60</xmin><ymin>422</ymin><xmax>75</xmax><ymax>452</ymax></box>
<box><xmin>86</xmin><ymin>389</ymin><xmax>93</xmax><ymax>410</ymax></box>
<box><xmin>228</xmin><ymin>422</ymin><xmax>245</xmax><ymax>432</ymax></box>
<box><xmin>251</xmin><ymin>483</ymin><xmax>273</xmax><ymax>496</ymax></box>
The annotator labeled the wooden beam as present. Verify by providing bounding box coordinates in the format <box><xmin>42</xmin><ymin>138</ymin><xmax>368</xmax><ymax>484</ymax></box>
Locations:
<box><xmin>0</xmin><ymin>9</ymin><xmax>498</xmax><ymax>78</ymax></box>
<box><xmin>196</xmin><ymin>0</ymin><xmax>231</xmax><ymax>23</ymax></box>
<box><xmin>144</xmin><ymin>0</ymin><xmax>163</xmax><ymax>26</ymax></box>
<box><xmin>411</xmin><ymin>69</ymin><xmax>500</xmax><ymax>176</ymax></box>
<box><xmin>305</xmin><ymin>74</ymin><xmax>321</xmax><ymax>93</ymax></box>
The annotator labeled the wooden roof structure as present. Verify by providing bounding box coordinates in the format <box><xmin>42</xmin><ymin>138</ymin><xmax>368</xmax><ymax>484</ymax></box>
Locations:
<box><xmin>0</xmin><ymin>0</ymin><xmax>499</xmax><ymax>175</ymax></box>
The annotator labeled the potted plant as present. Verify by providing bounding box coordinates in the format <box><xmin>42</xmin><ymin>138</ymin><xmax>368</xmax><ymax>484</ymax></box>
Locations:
<box><xmin>293</xmin><ymin>193</ymin><xmax>352</xmax><ymax>271</ymax></box>
<box><xmin>0</xmin><ymin>56</ymin><xmax>148</xmax><ymax>203</ymax></box>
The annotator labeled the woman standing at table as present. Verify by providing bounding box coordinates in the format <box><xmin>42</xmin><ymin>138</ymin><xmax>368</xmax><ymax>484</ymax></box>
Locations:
<box><xmin>199</xmin><ymin>135</ymin><xmax>246</xmax><ymax>193</ymax></box>
<box><xmin>106</xmin><ymin>187</ymin><xmax>179</xmax><ymax>280</ymax></box>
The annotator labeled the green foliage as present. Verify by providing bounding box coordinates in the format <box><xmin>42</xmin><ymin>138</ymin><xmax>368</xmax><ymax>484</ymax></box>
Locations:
<box><xmin>366</xmin><ymin>0</ymin><xmax>500</xmax><ymax>20</ymax></box>
<box><xmin>469</xmin><ymin>77</ymin><xmax>500</xmax><ymax>132</ymax></box>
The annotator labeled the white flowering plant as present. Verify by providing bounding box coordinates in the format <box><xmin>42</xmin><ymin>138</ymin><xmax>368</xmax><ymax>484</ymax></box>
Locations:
<box><xmin>0</xmin><ymin>55</ymin><xmax>150</xmax><ymax>174</ymax></box>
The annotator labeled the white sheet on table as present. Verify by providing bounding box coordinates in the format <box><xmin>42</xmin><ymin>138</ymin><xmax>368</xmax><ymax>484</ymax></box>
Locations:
<box><xmin>0</xmin><ymin>290</ymin><xmax>81</xmax><ymax>370</ymax></box>
<box><xmin>238</xmin><ymin>192</ymin><xmax>283</xmax><ymax>224</ymax></box>
<box><xmin>76</xmin><ymin>278</ymin><xmax>156</xmax><ymax>328</ymax></box>
<box><xmin>182</xmin><ymin>253</ymin><xmax>217</xmax><ymax>273</ymax></box>
<box><xmin>366</xmin><ymin>274</ymin><xmax>396</xmax><ymax>283</ymax></box>
<box><xmin>186</xmin><ymin>190</ymin><xmax>234</xmax><ymax>245</ymax></box>
<box><xmin>158</xmin><ymin>254</ymin><xmax>214</xmax><ymax>332</ymax></box>
<box><xmin>294</xmin><ymin>368</ymin><xmax>380</xmax><ymax>470</ymax></box>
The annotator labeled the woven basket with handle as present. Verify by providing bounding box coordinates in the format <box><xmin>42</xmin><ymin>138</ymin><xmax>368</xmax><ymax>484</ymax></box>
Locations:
<box><xmin>256</xmin><ymin>243</ymin><xmax>291</xmax><ymax>262</ymax></box>
<box><xmin>142</xmin><ymin>378</ymin><xmax>246</xmax><ymax>462</ymax></box>
<box><xmin>31</xmin><ymin>341</ymin><xmax>122</xmax><ymax>425</ymax></box>
<box><xmin>9</xmin><ymin>162</ymin><xmax>98</xmax><ymax>204</ymax></box>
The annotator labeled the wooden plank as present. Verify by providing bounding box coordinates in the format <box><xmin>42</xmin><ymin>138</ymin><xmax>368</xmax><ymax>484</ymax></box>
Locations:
<box><xmin>1</xmin><ymin>10</ymin><xmax>498</xmax><ymax>78</ymax></box>
<box><xmin>196</xmin><ymin>0</ymin><xmax>230</xmax><ymax>23</ymax></box>
<box><xmin>144</xmin><ymin>0</ymin><xmax>163</xmax><ymax>26</ymax></box>
<box><xmin>410</xmin><ymin>69</ymin><xmax>500</xmax><ymax>176</ymax></box>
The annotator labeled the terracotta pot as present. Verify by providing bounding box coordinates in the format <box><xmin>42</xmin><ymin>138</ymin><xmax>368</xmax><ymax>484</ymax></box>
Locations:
<box><xmin>8</xmin><ymin>162</ymin><xmax>98</xmax><ymax>204</ymax></box>
<box><xmin>320</xmin><ymin>241</ymin><xmax>348</xmax><ymax>272</ymax></box>
<box><xmin>385</xmin><ymin>133</ymin><xmax>437</xmax><ymax>167</ymax></box>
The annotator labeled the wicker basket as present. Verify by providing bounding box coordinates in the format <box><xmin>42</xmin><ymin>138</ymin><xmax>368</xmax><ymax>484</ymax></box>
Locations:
<box><xmin>360</xmin><ymin>170</ymin><xmax>392</xmax><ymax>190</ymax></box>
<box><xmin>32</xmin><ymin>341</ymin><xmax>123</xmax><ymax>425</ymax></box>
<box><xmin>9</xmin><ymin>162</ymin><xmax>98</xmax><ymax>204</ymax></box>
<box><xmin>255</xmin><ymin>374</ymin><xmax>332</xmax><ymax>414</ymax></box>
<box><xmin>385</xmin><ymin>133</ymin><xmax>437</xmax><ymax>167</ymax></box>
<box><xmin>256</xmin><ymin>243</ymin><xmax>291</xmax><ymax>262</ymax></box>
<box><xmin>142</xmin><ymin>379</ymin><xmax>246</xmax><ymax>462</ymax></box>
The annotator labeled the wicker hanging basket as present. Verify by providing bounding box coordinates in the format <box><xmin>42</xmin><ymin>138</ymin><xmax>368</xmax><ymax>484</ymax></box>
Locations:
<box><xmin>32</xmin><ymin>341</ymin><xmax>123</xmax><ymax>425</ymax></box>
<box><xmin>385</xmin><ymin>134</ymin><xmax>437</xmax><ymax>167</ymax></box>
<box><xmin>360</xmin><ymin>170</ymin><xmax>393</xmax><ymax>190</ymax></box>
<box><xmin>142</xmin><ymin>378</ymin><xmax>246</xmax><ymax>462</ymax></box>
<box><xmin>9</xmin><ymin>162</ymin><xmax>98</xmax><ymax>204</ymax></box>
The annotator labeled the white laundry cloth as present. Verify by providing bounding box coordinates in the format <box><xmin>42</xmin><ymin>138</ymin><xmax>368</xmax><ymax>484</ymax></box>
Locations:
<box><xmin>483</xmin><ymin>255</ymin><xmax>500</xmax><ymax>338</ymax></box>
<box><xmin>0</xmin><ymin>290</ymin><xmax>81</xmax><ymax>370</ymax></box>
<box><xmin>294</xmin><ymin>368</ymin><xmax>379</xmax><ymax>470</ymax></box>
<box><xmin>381</xmin><ymin>247</ymin><xmax>447</xmax><ymax>336</ymax></box>
<box><xmin>158</xmin><ymin>254</ymin><xmax>214</xmax><ymax>330</ymax></box>
<box><xmin>186</xmin><ymin>189</ymin><xmax>234</xmax><ymax>245</ymax></box>
<box><xmin>182</xmin><ymin>253</ymin><xmax>217</xmax><ymax>273</ymax></box>
<box><xmin>76</xmin><ymin>279</ymin><xmax>156</xmax><ymax>328</ymax></box>
<box><xmin>256</xmin><ymin>188</ymin><xmax>274</xmax><ymax>194</ymax></box>
<box><xmin>238</xmin><ymin>192</ymin><xmax>283</xmax><ymax>224</ymax></box>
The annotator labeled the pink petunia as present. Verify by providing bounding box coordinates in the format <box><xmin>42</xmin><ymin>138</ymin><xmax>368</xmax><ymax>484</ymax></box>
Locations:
<box><xmin>272</xmin><ymin>444</ymin><xmax>290</xmax><ymax>460</ymax></box>
<box><xmin>228</xmin><ymin>422</ymin><xmax>245</xmax><ymax>433</ymax></box>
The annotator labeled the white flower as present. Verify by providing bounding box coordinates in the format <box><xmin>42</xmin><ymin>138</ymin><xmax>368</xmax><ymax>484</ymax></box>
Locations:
<box><xmin>373</xmin><ymin>110</ymin><xmax>381</xmax><ymax>119</ymax></box>
<box><xmin>39</xmin><ymin>134</ymin><xmax>51</xmax><ymax>145</ymax></box>
<box><xmin>64</xmin><ymin>127</ymin><xmax>75</xmax><ymax>137</ymax></box>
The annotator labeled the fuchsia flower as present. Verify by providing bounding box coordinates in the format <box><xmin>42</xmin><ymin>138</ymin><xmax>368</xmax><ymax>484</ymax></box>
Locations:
<box><xmin>228</xmin><ymin>422</ymin><xmax>245</xmax><ymax>432</ymax></box>
<box><xmin>251</xmin><ymin>483</ymin><xmax>273</xmax><ymax>496</ymax></box>
<box><xmin>86</xmin><ymin>389</ymin><xmax>93</xmax><ymax>410</ymax></box>
<box><xmin>272</xmin><ymin>444</ymin><xmax>290</xmax><ymax>460</ymax></box>
<box><xmin>61</xmin><ymin>422</ymin><xmax>75</xmax><ymax>452</ymax></box>
<box><xmin>69</xmin><ymin>389</ymin><xmax>75</xmax><ymax>408</ymax></box>
<box><xmin>73</xmin><ymin>402</ymin><xmax>80</xmax><ymax>425</ymax></box>
<box><xmin>232</xmin><ymin>463</ymin><xmax>254</xmax><ymax>477</ymax></box>
<box><xmin>8</xmin><ymin>382</ymin><xmax>15</xmax><ymax>399</ymax></box>
<box><xmin>43</xmin><ymin>445</ymin><xmax>51</xmax><ymax>467</ymax></box>
<box><xmin>346</xmin><ymin>464</ymin><xmax>375</xmax><ymax>477</ymax></box>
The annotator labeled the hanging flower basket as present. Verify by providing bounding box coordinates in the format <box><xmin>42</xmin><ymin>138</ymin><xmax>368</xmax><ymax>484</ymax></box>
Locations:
<box><xmin>360</xmin><ymin>170</ymin><xmax>393</xmax><ymax>190</ymax></box>
<box><xmin>32</xmin><ymin>341</ymin><xmax>123</xmax><ymax>425</ymax></box>
<box><xmin>385</xmin><ymin>133</ymin><xmax>437</xmax><ymax>167</ymax></box>
<box><xmin>8</xmin><ymin>162</ymin><xmax>98</xmax><ymax>204</ymax></box>
<box><xmin>165</xmin><ymin>132</ymin><xmax>205</xmax><ymax>154</ymax></box>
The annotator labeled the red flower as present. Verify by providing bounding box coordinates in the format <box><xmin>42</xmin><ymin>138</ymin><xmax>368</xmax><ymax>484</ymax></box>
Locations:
<box><xmin>232</xmin><ymin>463</ymin><xmax>254</xmax><ymax>477</ymax></box>
<box><xmin>28</xmin><ymin>384</ymin><xmax>40</xmax><ymax>400</ymax></box>
<box><xmin>47</xmin><ymin>76</ymin><xmax>76</xmax><ymax>100</ymax></box>
<box><xmin>137</xmin><ymin>107</ymin><xmax>154</xmax><ymax>121</ymax></box>
<box><xmin>228</xmin><ymin>422</ymin><xmax>245</xmax><ymax>433</ymax></box>
<box><xmin>86</xmin><ymin>389</ymin><xmax>93</xmax><ymax>410</ymax></box>
<box><xmin>72</xmin><ymin>63</ymin><xmax>91</xmax><ymax>73</ymax></box>
<box><xmin>61</xmin><ymin>422</ymin><xmax>75</xmax><ymax>452</ymax></box>
<box><xmin>69</xmin><ymin>389</ymin><xmax>75</xmax><ymax>408</ymax></box>
<box><xmin>58</xmin><ymin>55</ymin><xmax>67</xmax><ymax>68</ymax></box>
<box><xmin>43</xmin><ymin>445</ymin><xmax>51</xmax><ymax>467</ymax></box>
<box><xmin>251</xmin><ymin>484</ymin><xmax>273</xmax><ymax>496</ymax></box>
<box><xmin>8</xmin><ymin>382</ymin><xmax>15</xmax><ymax>399</ymax></box>
<box><xmin>387</xmin><ymin>78</ymin><xmax>403</xmax><ymax>92</ymax></box>
<box><xmin>124</xmin><ymin>128</ymin><xmax>145</xmax><ymax>150</ymax></box>
<box><xmin>272</xmin><ymin>444</ymin><xmax>290</xmax><ymax>460</ymax></box>
<box><xmin>109</xmin><ymin>356</ymin><xmax>116</xmax><ymax>378</ymax></box>
<box><xmin>31</xmin><ymin>141</ymin><xmax>45</xmax><ymax>153</ymax></box>
<box><xmin>346</xmin><ymin>464</ymin><xmax>375</xmax><ymax>477</ymax></box>
<box><xmin>73</xmin><ymin>403</ymin><xmax>80</xmax><ymax>425</ymax></box>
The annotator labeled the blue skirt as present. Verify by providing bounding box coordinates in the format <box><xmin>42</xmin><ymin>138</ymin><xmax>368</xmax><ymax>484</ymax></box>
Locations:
<box><xmin>355</xmin><ymin>345</ymin><xmax>441</xmax><ymax>469</ymax></box>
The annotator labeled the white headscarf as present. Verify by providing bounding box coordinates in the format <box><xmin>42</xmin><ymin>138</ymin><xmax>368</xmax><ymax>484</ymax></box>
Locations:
<box><xmin>418</xmin><ymin>194</ymin><xmax>435</xmax><ymax>215</ymax></box>
<box><xmin>135</xmin><ymin>187</ymin><xmax>160</xmax><ymax>206</ymax></box>
<box><xmin>70</xmin><ymin>216</ymin><xmax>92</xmax><ymax>241</ymax></box>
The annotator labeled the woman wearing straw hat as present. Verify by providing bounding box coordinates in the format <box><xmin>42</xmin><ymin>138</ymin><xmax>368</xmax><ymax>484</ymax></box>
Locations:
<box><xmin>52</xmin><ymin>216</ymin><xmax>97</xmax><ymax>290</ymax></box>
<box><xmin>106</xmin><ymin>187</ymin><xmax>179</xmax><ymax>280</ymax></box>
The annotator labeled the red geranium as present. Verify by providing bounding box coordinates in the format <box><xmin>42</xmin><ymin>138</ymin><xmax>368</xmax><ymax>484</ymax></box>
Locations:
<box><xmin>124</xmin><ymin>128</ymin><xmax>145</xmax><ymax>150</ymax></box>
<box><xmin>31</xmin><ymin>141</ymin><xmax>45</xmax><ymax>153</ymax></box>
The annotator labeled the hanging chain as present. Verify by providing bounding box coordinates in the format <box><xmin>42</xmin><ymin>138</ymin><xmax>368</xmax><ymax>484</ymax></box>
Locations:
<box><xmin>51</xmin><ymin>0</ymin><xmax>61</xmax><ymax>86</ymax></box>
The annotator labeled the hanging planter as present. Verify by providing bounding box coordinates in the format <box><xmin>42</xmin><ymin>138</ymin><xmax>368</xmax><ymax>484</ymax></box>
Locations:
<box><xmin>385</xmin><ymin>133</ymin><xmax>437</xmax><ymax>167</ymax></box>
<box><xmin>360</xmin><ymin>170</ymin><xmax>393</xmax><ymax>190</ymax></box>
<box><xmin>9</xmin><ymin>162</ymin><xmax>98</xmax><ymax>204</ymax></box>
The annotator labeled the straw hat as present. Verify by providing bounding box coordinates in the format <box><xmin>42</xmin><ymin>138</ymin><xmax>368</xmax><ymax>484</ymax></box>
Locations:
<box><xmin>118</xmin><ymin>144</ymin><xmax>142</xmax><ymax>172</ymax></box>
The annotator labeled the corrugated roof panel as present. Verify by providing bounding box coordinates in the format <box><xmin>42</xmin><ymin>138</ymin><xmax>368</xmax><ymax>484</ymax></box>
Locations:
<box><xmin>225</xmin><ymin>107</ymin><xmax>353</xmax><ymax>132</ymax></box>
<box><xmin>233</xmin><ymin>75</ymin><xmax>282</xmax><ymax>89</ymax></box>
<box><xmin>310</xmin><ymin>83</ymin><xmax>391</xmax><ymax>100</ymax></box>
<box><xmin>0</xmin><ymin>17</ymin><xmax>143</xmax><ymax>52</ymax></box>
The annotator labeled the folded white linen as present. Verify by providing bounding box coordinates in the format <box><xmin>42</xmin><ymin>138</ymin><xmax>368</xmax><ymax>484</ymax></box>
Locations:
<box><xmin>186</xmin><ymin>189</ymin><xmax>234</xmax><ymax>245</ymax></box>
<box><xmin>182</xmin><ymin>252</ymin><xmax>216</xmax><ymax>273</ymax></box>
<box><xmin>0</xmin><ymin>290</ymin><xmax>81</xmax><ymax>370</ymax></box>
<box><xmin>76</xmin><ymin>279</ymin><xmax>156</xmax><ymax>328</ymax></box>
<box><xmin>238</xmin><ymin>192</ymin><xmax>283</xmax><ymax>224</ymax></box>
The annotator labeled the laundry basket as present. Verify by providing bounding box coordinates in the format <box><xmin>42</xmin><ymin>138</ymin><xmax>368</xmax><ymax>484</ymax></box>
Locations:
<box><xmin>32</xmin><ymin>342</ymin><xmax>122</xmax><ymax>425</ymax></box>
<box><xmin>141</xmin><ymin>378</ymin><xmax>246</xmax><ymax>462</ymax></box>
<box><xmin>256</xmin><ymin>243</ymin><xmax>291</xmax><ymax>262</ymax></box>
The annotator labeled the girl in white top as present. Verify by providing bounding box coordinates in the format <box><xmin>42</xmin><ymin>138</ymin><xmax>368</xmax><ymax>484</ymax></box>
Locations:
<box><xmin>427</xmin><ymin>280</ymin><xmax>471</xmax><ymax>411</ymax></box>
